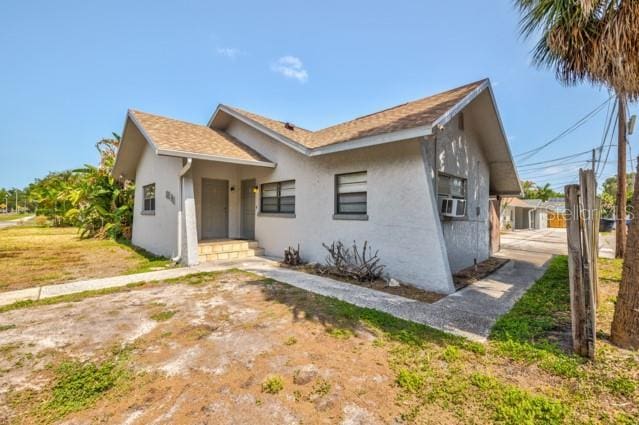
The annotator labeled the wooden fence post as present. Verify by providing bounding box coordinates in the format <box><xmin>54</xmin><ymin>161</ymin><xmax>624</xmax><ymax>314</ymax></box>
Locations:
<box><xmin>566</xmin><ymin>184</ymin><xmax>589</xmax><ymax>357</ymax></box>
<box><xmin>566</xmin><ymin>171</ymin><xmax>598</xmax><ymax>359</ymax></box>
<box><xmin>580</xmin><ymin>170</ymin><xmax>597</xmax><ymax>359</ymax></box>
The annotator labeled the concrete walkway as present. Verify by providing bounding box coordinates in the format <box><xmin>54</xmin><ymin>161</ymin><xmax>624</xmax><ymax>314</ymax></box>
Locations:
<box><xmin>0</xmin><ymin>250</ymin><xmax>551</xmax><ymax>342</ymax></box>
<box><xmin>0</xmin><ymin>263</ymin><xmax>241</xmax><ymax>307</ymax></box>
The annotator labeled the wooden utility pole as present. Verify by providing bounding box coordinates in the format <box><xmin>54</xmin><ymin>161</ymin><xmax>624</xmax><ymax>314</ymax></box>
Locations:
<box><xmin>616</xmin><ymin>95</ymin><xmax>627</xmax><ymax>258</ymax></box>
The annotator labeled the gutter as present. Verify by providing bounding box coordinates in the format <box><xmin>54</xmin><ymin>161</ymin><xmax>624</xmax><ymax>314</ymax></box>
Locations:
<box><xmin>171</xmin><ymin>158</ymin><xmax>193</xmax><ymax>263</ymax></box>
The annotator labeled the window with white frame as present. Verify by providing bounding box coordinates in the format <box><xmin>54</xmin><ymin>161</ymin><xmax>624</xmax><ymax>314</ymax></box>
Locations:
<box><xmin>142</xmin><ymin>183</ymin><xmax>155</xmax><ymax>214</ymax></box>
<box><xmin>335</xmin><ymin>171</ymin><xmax>367</xmax><ymax>215</ymax></box>
<box><xmin>437</xmin><ymin>173</ymin><xmax>467</xmax><ymax>216</ymax></box>
<box><xmin>260</xmin><ymin>180</ymin><xmax>295</xmax><ymax>214</ymax></box>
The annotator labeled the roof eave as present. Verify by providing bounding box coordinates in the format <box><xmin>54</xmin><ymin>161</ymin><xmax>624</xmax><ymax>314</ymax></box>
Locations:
<box><xmin>484</xmin><ymin>82</ymin><xmax>523</xmax><ymax>197</ymax></box>
<box><xmin>309</xmin><ymin>125</ymin><xmax>433</xmax><ymax>156</ymax></box>
<box><xmin>156</xmin><ymin>148</ymin><xmax>276</xmax><ymax>168</ymax></box>
<box><xmin>112</xmin><ymin>110</ymin><xmax>161</xmax><ymax>180</ymax></box>
<box><xmin>432</xmin><ymin>79</ymin><xmax>522</xmax><ymax>197</ymax></box>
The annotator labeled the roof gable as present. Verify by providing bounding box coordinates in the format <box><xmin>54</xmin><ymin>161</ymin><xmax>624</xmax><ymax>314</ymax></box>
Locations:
<box><xmin>212</xmin><ymin>80</ymin><xmax>486</xmax><ymax>151</ymax></box>
<box><xmin>112</xmin><ymin>110</ymin><xmax>275</xmax><ymax>179</ymax></box>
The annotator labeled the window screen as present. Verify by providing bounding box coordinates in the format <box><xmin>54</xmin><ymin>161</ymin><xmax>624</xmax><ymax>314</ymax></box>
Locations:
<box><xmin>260</xmin><ymin>180</ymin><xmax>295</xmax><ymax>213</ymax></box>
<box><xmin>437</xmin><ymin>173</ymin><xmax>466</xmax><ymax>199</ymax></box>
<box><xmin>143</xmin><ymin>184</ymin><xmax>155</xmax><ymax>213</ymax></box>
<box><xmin>336</xmin><ymin>172</ymin><xmax>367</xmax><ymax>215</ymax></box>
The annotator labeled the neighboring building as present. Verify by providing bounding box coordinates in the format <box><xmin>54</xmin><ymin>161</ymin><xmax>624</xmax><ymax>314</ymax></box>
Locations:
<box><xmin>543</xmin><ymin>198</ymin><xmax>567</xmax><ymax>228</ymax></box>
<box><xmin>501</xmin><ymin>198</ymin><xmax>549</xmax><ymax>230</ymax></box>
<box><xmin>112</xmin><ymin>79</ymin><xmax>521</xmax><ymax>294</ymax></box>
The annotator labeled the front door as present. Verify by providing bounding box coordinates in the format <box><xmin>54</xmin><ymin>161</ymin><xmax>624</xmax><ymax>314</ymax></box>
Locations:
<box><xmin>201</xmin><ymin>179</ymin><xmax>228</xmax><ymax>239</ymax></box>
<box><xmin>240</xmin><ymin>179</ymin><xmax>256</xmax><ymax>239</ymax></box>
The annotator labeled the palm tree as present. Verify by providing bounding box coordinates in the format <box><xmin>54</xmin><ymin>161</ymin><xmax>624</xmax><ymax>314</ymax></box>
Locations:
<box><xmin>536</xmin><ymin>183</ymin><xmax>555</xmax><ymax>201</ymax></box>
<box><xmin>514</xmin><ymin>0</ymin><xmax>639</xmax><ymax>349</ymax></box>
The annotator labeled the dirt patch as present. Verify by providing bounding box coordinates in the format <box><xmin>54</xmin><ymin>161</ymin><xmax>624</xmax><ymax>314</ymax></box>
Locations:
<box><xmin>282</xmin><ymin>263</ymin><xmax>445</xmax><ymax>303</ymax></box>
<box><xmin>0</xmin><ymin>271</ymin><xmax>400</xmax><ymax>424</ymax></box>
<box><xmin>453</xmin><ymin>257</ymin><xmax>510</xmax><ymax>290</ymax></box>
<box><xmin>0</xmin><ymin>226</ymin><xmax>174</xmax><ymax>292</ymax></box>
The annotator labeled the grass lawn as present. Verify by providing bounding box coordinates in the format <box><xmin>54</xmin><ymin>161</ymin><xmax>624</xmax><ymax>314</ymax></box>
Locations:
<box><xmin>0</xmin><ymin>213</ymin><xmax>31</xmax><ymax>222</ymax></box>
<box><xmin>0</xmin><ymin>257</ymin><xmax>636</xmax><ymax>423</ymax></box>
<box><xmin>0</xmin><ymin>226</ymin><xmax>176</xmax><ymax>292</ymax></box>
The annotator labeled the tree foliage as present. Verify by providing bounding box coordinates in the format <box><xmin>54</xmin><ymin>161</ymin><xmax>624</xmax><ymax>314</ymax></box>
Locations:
<box><xmin>6</xmin><ymin>133</ymin><xmax>134</xmax><ymax>239</ymax></box>
<box><xmin>599</xmin><ymin>172</ymin><xmax>635</xmax><ymax>216</ymax></box>
<box><xmin>517</xmin><ymin>0</ymin><xmax>639</xmax><ymax>99</ymax></box>
<box><xmin>521</xmin><ymin>180</ymin><xmax>563</xmax><ymax>201</ymax></box>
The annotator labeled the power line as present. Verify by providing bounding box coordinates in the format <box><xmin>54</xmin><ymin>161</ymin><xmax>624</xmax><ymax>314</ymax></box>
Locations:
<box><xmin>595</xmin><ymin>98</ymin><xmax>617</xmax><ymax>175</ymax></box>
<box><xmin>519</xmin><ymin>162</ymin><xmax>590</xmax><ymax>178</ymax></box>
<box><xmin>518</xmin><ymin>159</ymin><xmax>591</xmax><ymax>173</ymax></box>
<box><xmin>597</xmin><ymin>116</ymin><xmax>617</xmax><ymax>179</ymax></box>
<box><xmin>514</xmin><ymin>96</ymin><xmax>613</xmax><ymax>162</ymax></box>
<box><xmin>518</xmin><ymin>149</ymin><xmax>593</xmax><ymax>168</ymax></box>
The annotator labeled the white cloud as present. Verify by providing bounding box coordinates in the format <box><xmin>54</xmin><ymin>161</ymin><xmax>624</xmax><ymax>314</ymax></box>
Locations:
<box><xmin>271</xmin><ymin>56</ymin><xmax>308</xmax><ymax>83</ymax></box>
<box><xmin>216</xmin><ymin>47</ymin><xmax>242</xmax><ymax>59</ymax></box>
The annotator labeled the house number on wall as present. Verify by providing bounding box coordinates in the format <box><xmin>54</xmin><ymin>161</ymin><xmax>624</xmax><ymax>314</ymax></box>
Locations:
<box><xmin>165</xmin><ymin>191</ymin><xmax>175</xmax><ymax>205</ymax></box>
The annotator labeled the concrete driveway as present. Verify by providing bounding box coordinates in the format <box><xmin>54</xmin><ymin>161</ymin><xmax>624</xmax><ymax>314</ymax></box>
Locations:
<box><xmin>500</xmin><ymin>228</ymin><xmax>615</xmax><ymax>258</ymax></box>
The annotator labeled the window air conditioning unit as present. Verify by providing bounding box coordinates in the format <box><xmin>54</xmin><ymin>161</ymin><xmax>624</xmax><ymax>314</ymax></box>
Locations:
<box><xmin>440</xmin><ymin>198</ymin><xmax>466</xmax><ymax>218</ymax></box>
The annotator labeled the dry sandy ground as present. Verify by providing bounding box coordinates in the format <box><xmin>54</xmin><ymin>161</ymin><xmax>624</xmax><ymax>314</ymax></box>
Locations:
<box><xmin>0</xmin><ymin>272</ymin><xmax>402</xmax><ymax>424</ymax></box>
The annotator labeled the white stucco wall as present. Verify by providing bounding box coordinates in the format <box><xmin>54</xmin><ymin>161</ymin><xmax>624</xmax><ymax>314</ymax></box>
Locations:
<box><xmin>131</xmin><ymin>143</ymin><xmax>182</xmax><ymax>258</ymax></box>
<box><xmin>220</xmin><ymin>120</ymin><xmax>455</xmax><ymax>293</ymax></box>
<box><xmin>537</xmin><ymin>210</ymin><xmax>548</xmax><ymax>229</ymax></box>
<box><xmin>423</xmin><ymin>117</ymin><xmax>491</xmax><ymax>272</ymax></box>
<box><xmin>501</xmin><ymin>205</ymin><xmax>515</xmax><ymax>230</ymax></box>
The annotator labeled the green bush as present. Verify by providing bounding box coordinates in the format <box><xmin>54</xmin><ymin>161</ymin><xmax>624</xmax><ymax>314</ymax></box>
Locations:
<box><xmin>262</xmin><ymin>375</ymin><xmax>284</xmax><ymax>394</ymax></box>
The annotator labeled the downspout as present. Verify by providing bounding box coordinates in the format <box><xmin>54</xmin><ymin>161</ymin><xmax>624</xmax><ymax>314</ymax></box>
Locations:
<box><xmin>172</xmin><ymin>158</ymin><xmax>193</xmax><ymax>263</ymax></box>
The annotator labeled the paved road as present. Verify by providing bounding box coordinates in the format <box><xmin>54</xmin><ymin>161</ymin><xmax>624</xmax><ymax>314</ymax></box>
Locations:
<box><xmin>0</xmin><ymin>215</ymin><xmax>34</xmax><ymax>229</ymax></box>
<box><xmin>500</xmin><ymin>228</ymin><xmax>615</xmax><ymax>258</ymax></box>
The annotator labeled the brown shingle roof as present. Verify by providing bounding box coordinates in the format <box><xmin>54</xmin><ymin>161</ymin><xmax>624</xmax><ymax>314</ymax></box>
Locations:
<box><xmin>226</xmin><ymin>80</ymin><xmax>486</xmax><ymax>149</ymax></box>
<box><xmin>130</xmin><ymin>110</ymin><xmax>271</xmax><ymax>164</ymax></box>
<box><xmin>503</xmin><ymin>197</ymin><xmax>531</xmax><ymax>208</ymax></box>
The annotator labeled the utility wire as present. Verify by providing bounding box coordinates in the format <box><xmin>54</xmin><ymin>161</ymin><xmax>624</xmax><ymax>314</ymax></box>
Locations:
<box><xmin>595</xmin><ymin>101</ymin><xmax>617</xmax><ymax>175</ymax></box>
<box><xmin>519</xmin><ymin>162</ymin><xmax>590</xmax><ymax>177</ymax></box>
<box><xmin>597</xmin><ymin>116</ymin><xmax>617</xmax><ymax>179</ymax></box>
<box><xmin>514</xmin><ymin>96</ymin><xmax>613</xmax><ymax>161</ymax></box>
<box><xmin>518</xmin><ymin>159</ymin><xmax>591</xmax><ymax>173</ymax></box>
<box><xmin>518</xmin><ymin>149</ymin><xmax>593</xmax><ymax>168</ymax></box>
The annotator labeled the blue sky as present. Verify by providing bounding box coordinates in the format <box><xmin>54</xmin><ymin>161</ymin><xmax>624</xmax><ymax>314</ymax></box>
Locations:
<box><xmin>1</xmin><ymin>0</ymin><xmax>636</xmax><ymax>190</ymax></box>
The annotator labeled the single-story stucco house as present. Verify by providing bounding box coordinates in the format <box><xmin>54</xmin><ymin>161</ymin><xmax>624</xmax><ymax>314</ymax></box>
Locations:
<box><xmin>112</xmin><ymin>79</ymin><xmax>521</xmax><ymax>294</ymax></box>
<box><xmin>501</xmin><ymin>198</ymin><xmax>549</xmax><ymax>231</ymax></box>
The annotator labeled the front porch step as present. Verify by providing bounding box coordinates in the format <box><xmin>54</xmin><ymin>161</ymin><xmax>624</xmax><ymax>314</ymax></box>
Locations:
<box><xmin>197</xmin><ymin>239</ymin><xmax>265</xmax><ymax>263</ymax></box>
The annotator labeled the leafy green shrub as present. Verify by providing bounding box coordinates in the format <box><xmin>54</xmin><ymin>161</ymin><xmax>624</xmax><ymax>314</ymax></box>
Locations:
<box><xmin>28</xmin><ymin>135</ymin><xmax>134</xmax><ymax>239</ymax></box>
<box><xmin>40</xmin><ymin>356</ymin><xmax>128</xmax><ymax>419</ymax></box>
<box><xmin>396</xmin><ymin>369</ymin><xmax>424</xmax><ymax>392</ymax></box>
<box><xmin>442</xmin><ymin>345</ymin><xmax>461</xmax><ymax>363</ymax></box>
<box><xmin>262</xmin><ymin>375</ymin><xmax>284</xmax><ymax>394</ymax></box>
